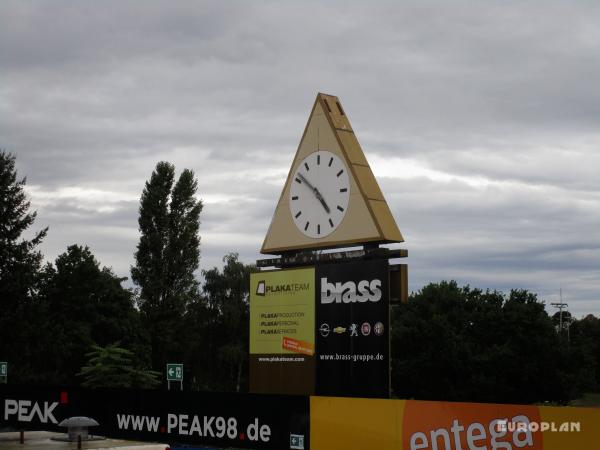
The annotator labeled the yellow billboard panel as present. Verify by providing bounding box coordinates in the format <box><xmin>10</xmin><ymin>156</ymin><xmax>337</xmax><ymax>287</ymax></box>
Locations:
<box><xmin>310</xmin><ymin>396</ymin><xmax>403</xmax><ymax>450</ymax></box>
<box><xmin>310</xmin><ymin>397</ymin><xmax>600</xmax><ymax>450</ymax></box>
<box><xmin>539</xmin><ymin>404</ymin><xmax>600</xmax><ymax>449</ymax></box>
<box><xmin>250</xmin><ymin>267</ymin><xmax>315</xmax><ymax>355</ymax></box>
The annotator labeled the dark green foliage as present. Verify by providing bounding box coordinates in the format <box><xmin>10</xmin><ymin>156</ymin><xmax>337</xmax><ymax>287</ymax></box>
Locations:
<box><xmin>552</xmin><ymin>310</ymin><xmax>572</xmax><ymax>333</ymax></box>
<box><xmin>0</xmin><ymin>151</ymin><xmax>47</xmax><ymax>269</ymax></box>
<box><xmin>31</xmin><ymin>245</ymin><xmax>150</xmax><ymax>385</ymax></box>
<box><xmin>78</xmin><ymin>342</ymin><xmax>160</xmax><ymax>389</ymax></box>
<box><xmin>0</xmin><ymin>151</ymin><xmax>47</xmax><ymax>382</ymax></box>
<box><xmin>390</xmin><ymin>281</ymin><xmax>595</xmax><ymax>404</ymax></box>
<box><xmin>566</xmin><ymin>315</ymin><xmax>600</xmax><ymax>393</ymax></box>
<box><xmin>182</xmin><ymin>253</ymin><xmax>254</xmax><ymax>392</ymax></box>
<box><xmin>131</xmin><ymin>162</ymin><xmax>203</xmax><ymax>372</ymax></box>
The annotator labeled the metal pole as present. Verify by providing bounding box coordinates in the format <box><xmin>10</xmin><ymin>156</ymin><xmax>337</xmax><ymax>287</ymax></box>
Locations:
<box><xmin>560</xmin><ymin>304</ymin><xmax>563</xmax><ymax>331</ymax></box>
<box><xmin>560</xmin><ymin>288</ymin><xmax>563</xmax><ymax>331</ymax></box>
<box><xmin>551</xmin><ymin>299</ymin><xmax>568</xmax><ymax>335</ymax></box>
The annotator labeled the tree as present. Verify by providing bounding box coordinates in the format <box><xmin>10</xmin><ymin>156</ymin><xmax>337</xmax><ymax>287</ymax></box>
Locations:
<box><xmin>391</xmin><ymin>281</ymin><xmax>566</xmax><ymax>404</ymax></box>
<box><xmin>204</xmin><ymin>253</ymin><xmax>254</xmax><ymax>391</ymax></box>
<box><xmin>78</xmin><ymin>342</ymin><xmax>160</xmax><ymax>389</ymax></box>
<box><xmin>566</xmin><ymin>314</ymin><xmax>600</xmax><ymax>395</ymax></box>
<box><xmin>131</xmin><ymin>162</ymin><xmax>203</xmax><ymax>371</ymax></box>
<box><xmin>0</xmin><ymin>151</ymin><xmax>47</xmax><ymax>381</ymax></box>
<box><xmin>33</xmin><ymin>245</ymin><xmax>149</xmax><ymax>385</ymax></box>
<box><xmin>182</xmin><ymin>253</ymin><xmax>254</xmax><ymax>392</ymax></box>
<box><xmin>552</xmin><ymin>310</ymin><xmax>572</xmax><ymax>334</ymax></box>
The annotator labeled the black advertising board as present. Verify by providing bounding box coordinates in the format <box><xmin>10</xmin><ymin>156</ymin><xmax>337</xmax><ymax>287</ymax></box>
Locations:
<box><xmin>0</xmin><ymin>385</ymin><xmax>309</xmax><ymax>450</ymax></box>
<box><xmin>315</xmin><ymin>259</ymin><xmax>390</xmax><ymax>398</ymax></box>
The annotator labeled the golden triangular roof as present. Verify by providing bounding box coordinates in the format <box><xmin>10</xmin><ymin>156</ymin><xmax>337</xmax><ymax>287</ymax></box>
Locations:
<box><xmin>261</xmin><ymin>93</ymin><xmax>403</xmax><ymax>254</ymax></box>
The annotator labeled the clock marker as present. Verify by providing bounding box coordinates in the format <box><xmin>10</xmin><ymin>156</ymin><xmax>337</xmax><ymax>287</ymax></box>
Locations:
<box><xmin>317</xmin><ymin>154</ymin><xmax>320</xmax><ymax>165</ymax></box>
<box><xmin>295</xmin><ymin>178</ymin><xmax>302</xmax><ymax>184</ymax></box>
<box><xmin>337</xmin><ymin>169</ymin><xmax>344</xmax><ymax>177</ymax></box>
<box><xmin>328</xmin><ymin>157</ymin><xmax>333</xmax><ymax>167</ymax></box>
<box><xmin>292</xmin><ymin>196</ymin><xmax>298</xmax><ymax>200</ymax></box>
<box><xmin>340</xmin><ymin>188</ymin><xmax>347</xmax><ymax>192</ymax></box>
<box><xmin>304</xmin><ymin>221</ymin><xmax>310</xmax><ymax>231</ymax></box>
<box><xmin>295</xmin><ymin>211</ymin><xmax>302</xmax><ymax>218</ymax></box>
<box><xmin>337</xmin><ymin>205</ymin><xmax>344</xmax><ymax>212</ymax></box>
<box><xmin>317</xmin><ymin>224</ymin><xmax>321</xmax><ymax>235</ymax></box>
<box><xmin>329</xmin><ymin>218</ymin><xmax>334</xmax><ymax>227</ymax></box>
<box><xmin>304</xmin><ymin>162</ymin><xmax>310</xmax><ymax>171</ymax></box>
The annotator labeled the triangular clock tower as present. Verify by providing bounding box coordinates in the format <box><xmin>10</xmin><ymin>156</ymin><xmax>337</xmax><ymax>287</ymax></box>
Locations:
<box><xmin>261</xmin><ymin>92</ymin><xmax>403</xmax><ymax>254</ymax></box>
<box><xmin>251</xmin><ymin>93</ymin><xmax>407</xmax><ymax>399</ymax></box>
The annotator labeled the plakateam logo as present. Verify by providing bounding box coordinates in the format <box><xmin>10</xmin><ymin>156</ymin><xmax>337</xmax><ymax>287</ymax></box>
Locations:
<box><xmin>321</xmin><ymin>278</ymin><xmax>382</xmax><ymax>304</ymax></box>
<box><xmin>256</xmin><ymin>280</ymin><xmax>310</xmax><ymax>297</ymax></box>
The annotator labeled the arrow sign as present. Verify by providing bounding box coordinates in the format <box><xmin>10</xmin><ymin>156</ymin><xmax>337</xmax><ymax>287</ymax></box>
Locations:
<box><xmin>166</xmin><ymin>363</ymin><xmax>183</xmax><ymax>381</ymax></box>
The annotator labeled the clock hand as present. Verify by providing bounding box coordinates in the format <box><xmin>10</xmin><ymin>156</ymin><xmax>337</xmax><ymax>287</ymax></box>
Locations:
<box><xmin>315</xmin><ymin>191</ymin><xmax>331</xmax><ymax>214</ymax></box>
<box><xmin>297</xmin><ymin>173</ymin><xmax>315</xmax><ymax>190</ymax></box>
<box><xmin>297</xmin><ymin>173</ymin><xmax>331</xmax><ymax>213</ymax></box>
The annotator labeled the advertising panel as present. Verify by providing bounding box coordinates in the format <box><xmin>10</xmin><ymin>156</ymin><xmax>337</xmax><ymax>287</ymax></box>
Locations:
<box><xmin>4</xmin><ymin>385</ymin><xmax>600</xmax><ymax>450</ymax></box>
<box><xmin>0</xmin><ymin>385</ymin><xmax>310</xmax><ymax>450</ymax></box>
<box><xmin>402</xmin><ymin>400</ymin><xmax>543</xmax><ymax>450</ymax></box>
<box><xmin>310</xmin><ymin>396</ymin><xmax>600</xmax><ymax>450</ymax></box>
<box><xmin>249</xmin><ymin>267</ymin><xmax>315</xmax><ymax>395</ymax></box>
<box><xmin>315</xmin><ymin>259</ymin><xmax>390</xmax><ymax>398</ymax></box>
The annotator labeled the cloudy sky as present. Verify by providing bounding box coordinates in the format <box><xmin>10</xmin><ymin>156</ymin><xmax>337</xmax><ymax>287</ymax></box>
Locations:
<box><xmin>2</xmin><ymin>1</ymin><xmax>599</xmax><ymax>316</ymax></box>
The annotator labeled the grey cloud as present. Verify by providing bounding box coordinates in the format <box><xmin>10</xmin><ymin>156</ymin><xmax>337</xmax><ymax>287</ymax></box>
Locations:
<box><xmin>2</xmin><ymin>0</ymin><xmax>599</xmax><ymax>314</ymax></box>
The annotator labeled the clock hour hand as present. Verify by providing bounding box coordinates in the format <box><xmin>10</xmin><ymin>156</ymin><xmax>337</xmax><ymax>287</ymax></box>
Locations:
<box><xmin>316</xmin><ymin>192</ymin><xmax>330</xmax><ymax>213</ymax></box>
<box><xmin>297</xmin><ymin>173</ymin><xmax>330</xmax><ymax>214</ymax></box>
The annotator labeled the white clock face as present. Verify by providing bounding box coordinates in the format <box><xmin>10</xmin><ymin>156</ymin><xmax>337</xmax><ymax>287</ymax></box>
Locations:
<box><xmin>289</xmin><ymin>150</ymin><xmax>350</xmax><ymax>238</ymax></box>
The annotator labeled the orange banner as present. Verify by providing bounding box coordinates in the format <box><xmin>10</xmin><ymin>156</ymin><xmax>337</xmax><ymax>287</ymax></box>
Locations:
<box><xmin>403</xmin><ymin>400</ymin><xmax>543</xmax><ymax>450</ymax></box>
<box><xmin>282</xmin><ymin>336</ymin><xmax>314</xmax><ymax>356</ymax></box>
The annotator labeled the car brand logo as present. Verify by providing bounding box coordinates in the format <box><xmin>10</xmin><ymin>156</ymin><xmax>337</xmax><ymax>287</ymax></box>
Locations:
<box><xmin>374</xmin><ymin>321</ymin><xmax>384</xmax><ymax>336</ymax></box>
<box><xmin>349</xmin><ymin>323</ymin><xmax>358</xmax><ymax>337</ymax></box>
<box><xmin>319</xmin><ymin>323</ymin><xmax>330</xmax><ymax>337</ymax></box>
<box><xmin>361</xmin><ymin>322</ymin><xmax>371</xmax><ymax>336</ymax></box>
<box><xmin>333</xmin><ymin>326</ymin><xmax>346</xmax><ymax>334</ymax></box>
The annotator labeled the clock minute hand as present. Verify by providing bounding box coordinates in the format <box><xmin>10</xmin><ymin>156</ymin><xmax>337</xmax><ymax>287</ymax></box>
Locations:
<box><xmin>297</xmin><ymin>173</ymin><xmax>330</xmax><ymax>214</ymax></box>
<box><xmin>297</xmin><ymin>173</ymin><xmax>315</xmax><ymax>190</ymax></box>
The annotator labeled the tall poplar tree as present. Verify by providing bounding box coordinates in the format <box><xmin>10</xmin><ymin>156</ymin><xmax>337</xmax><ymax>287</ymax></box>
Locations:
<box><xmin>0</xmin><ymin>151</ymin><xmax>47</xmax><ymax>378</ymax></box>
<box><xmin>131</xmin><ymin>162</ymin><xmax>202</xmax><ymax>371</ymax></box>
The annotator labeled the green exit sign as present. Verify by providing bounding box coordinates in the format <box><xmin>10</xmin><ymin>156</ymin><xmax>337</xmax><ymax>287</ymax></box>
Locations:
<box><xmin>166</xmin><ymin>363</ymin><xmax>183</xmax><ymax>381</ymax></box>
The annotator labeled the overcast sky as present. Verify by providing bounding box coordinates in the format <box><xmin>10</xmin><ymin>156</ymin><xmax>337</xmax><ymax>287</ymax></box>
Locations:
<box><xmin>2</xmin><ymin>0</ymin><xmax>599</xmax><ymax>316</ymax></box>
